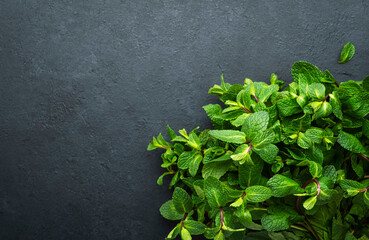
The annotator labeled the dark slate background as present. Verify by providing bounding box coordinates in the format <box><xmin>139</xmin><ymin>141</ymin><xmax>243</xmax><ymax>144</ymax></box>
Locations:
<box><xmin>0</xmin><ymin>1</ymin><xmax>368</xmax><ymax>239</ymax></box>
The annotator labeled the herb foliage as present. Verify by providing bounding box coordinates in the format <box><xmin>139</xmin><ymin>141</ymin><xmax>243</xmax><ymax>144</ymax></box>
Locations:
<box><xmin>148</xmin><ymin>43</ymin><xmax>369</xmax><ymax>240</ymax></box>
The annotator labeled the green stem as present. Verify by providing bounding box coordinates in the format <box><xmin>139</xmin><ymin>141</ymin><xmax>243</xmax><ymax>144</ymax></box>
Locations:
<box><xmin>249</xmin><ymin>207</ymin><xmax>268</xmax><ymax>211</ymax></box>
<box><xmin>304</xmin><ymin>219</ymin><xmax>321</xmax><ymax>240</ymax></box>
<box><xmin>291</xmin><ymin>224</ymin><xmax>309</xmax><ymax>232</ymax></box>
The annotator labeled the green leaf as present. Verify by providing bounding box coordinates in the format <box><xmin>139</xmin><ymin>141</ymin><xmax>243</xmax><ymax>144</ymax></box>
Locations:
<box><xmin>267</xmin><ymin>174</ymin><xmax>304</xmax><ymax>197</ymax></box>
<box><xmin>160</xmin><ymin>200</ymin><xmax>184</xmax><ymax>220</ymax></box>
<box><xmin>363</xmin><ymin>75</ymin><xmax>369</xmax><ymax>91</ymax></box>
<box><xmin>183</xmin><ymin>220</ymin><xmax>206</xmax><ymax>235</ymax></box>
<box><xmin>189</xmin><ymin>153</ymin><xmax>203</xmax><ymax>176</ymax></box>
<box><xmin>308</xmin><ymin>161</ymin><xmax>323</xmax><ymax>179</ymax></box>
<box><xmin>252</xmin><ymin>129</ymin><xmax>275</xmax><ymax>147</ymax></box>
<box><xmin>351</xmin><ymin>155</ymin><xmax>364</xmax><ymax>178</ymax></box>
<box><xmin>245</xmin><ymin>186</ymin><xmax>273</xmax><ymax>202</ymax></box>
<box><xmin>237</xmin><ymin>89</ymin><xmax>252</xmax><ymax>109</ymax></box>
<box><xmin>261</xmin><ymin>214</ymin><xmax>290</xmax><ymax>231</ymax></box>
<box><xmin>303</xmin><ymin>196</ymin><xmax>317</xmax><ymax>210</ymax></box>
<box><xmin>339</xmin><ymin>179</ymin><xmax>365</xmax><ymax>197</ymax></box>
<box><xmin>230</xmin><ymin>144</ymin><xmax>253</xmax><ymax>164</ymax></box>
<box><xmin>205</xmin><ymin>152</ymin><xmax>232</xmax><ymax>164</ymax></box>
<box><xmin>339</xmin><ymin>42</ymin><xmax>355</xmax><ymax>64</ymax></box>
<box><xmin>239</xmin><ymin>155</ymin><xmax>264</xmax><ymax>188</ymax></box>
<box><xmin>363</xmin><ymin>190</ymin><xmax>369</xmax><ymax>207</ymax></box>
<box><xmin>253</xmin><ymin>144</ymin><xmax>279</xmax><ymax>164</ymax></box>
<box><xmin>178</xmin><ymin>151</ymin><xmax>200</xmax><ymax>170</ymax></box>
<box><xmin>202</xmin><ymin>161</ymin><xmax>232</xmax><ymax>179</ymax></box>
<box><xmin>363</xmin><ymin>119</ymin><xmax>369</xmax><ymax>139</ymax></box>
<box><xmin>306</xmin><ymin>127</ymin><xmax>324</xmax><ymax>144</ymax></box>
<box><xmin>259</xmin><ymin>85</ymin><xmax>279</xmax><ymax>103</ymax></box>
<box><xmin>276</xmin><ymin>97</ymin><xmax>302</xmax><ymax>117</ymax></box>
<box><xmin>329</xmin><ymin>91</ymin><xmax>343</xmax><ymax>120</ymax></box>
<box><xmin>187</xmin><ymin>132</ymin><xmax>201</xmax><ymax>149</ymax></box>
<box><xmin>203</xmin><ymin>104</ymin><xmax>224</xmax><ymax>127</ymax></box>
<box><xmin>308</xmin><ymin>83</ymin><xmax>326</xmax><ymax>101</ymax></box>
<box><xmin>231</xmin><ymin>113</ymin><xmax>249</xmax><ymax>127</ymax></box>
<box><xmin>181</xmin><ymin>228</ymin><xmax>192</xmax><ymax>240</ymax></box>
<box><xmin>204</xmin><ymin>176</ymin><xmax>227</xmax><ymax>208</ymax></box>
<box><xmin>193</xmin><ymin>180</ymin><xmax>205</xmax><ymax>200</ymax></box>
<box><xmin>241</xmin><ymin>111</ymin><xmax>269</xmax><ymax>141</ymax></box>
<box><xmin>166</xmin><ymin>125</ymin><xmax>177</xmax><ymax>140</ymax></box>
<box><xmin>208</xmin><ymin>130</ymin><xmax>246</xmax><ymax>144</ymax></box>
<box><xmin>291</xmin><ymin>61</ymin><xmax>324</xmax><ymax>84</ymax></box>
<box><xmin>315</xmin><ymin>101</ymin><xmax>333</xmax><ymax>119</ymax></box>
<box><xmin>297</xmin><ymin>132</ymin><xmax>312</xmax><ymax>149</ymax></box>
<box><xmin>172</xmin><ymin>187</ymin><xmax>193</xmax><ymax>214</ymax></box>
<box><xmin>166</xmin><ymin>224</ymin><xmax>181</xmax><ymax>240</ymax></box>
<box><xmin>290</xmin><ymin>114</ymin><xmax>311</xmax><ymax>132</ymax></box>
<box><xmin>214</xmin><ymin>230</ymin><xmax>225</xmax><ymax>240</ymax></box>
<box><xmin>157</xmin><ymin>172</ymin><xmax>173</xmax><ymax>186</ymax></box>
<box><xmin>337</xmin><ymin>131</ymin><xmax>365</xmax><ymax>154</ymax></box>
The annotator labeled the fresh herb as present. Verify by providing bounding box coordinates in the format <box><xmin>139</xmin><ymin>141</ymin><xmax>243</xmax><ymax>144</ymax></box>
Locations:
<box><xmin>339</xmin><ymin>42</ymin><xmax>355</xmax><ymax>64</ymax></box>
<box><xmin>148</xmin><ymin>43</ymin><xmax>369</xmax><ymax>239</ymax></box>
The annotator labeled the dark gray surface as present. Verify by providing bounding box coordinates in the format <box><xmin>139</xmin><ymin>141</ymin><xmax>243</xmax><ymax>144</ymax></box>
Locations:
<box><xmin>0</xmin><ymin>1</ymin><xmax>368</xmax><ymax>239</ymax></box>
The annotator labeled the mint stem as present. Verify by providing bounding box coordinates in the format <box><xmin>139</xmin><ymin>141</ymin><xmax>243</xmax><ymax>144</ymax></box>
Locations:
<box><xmin>181</xmin><ymin>212</ymin><xmax>188</xmax><ymax>227</ymax></box>
<box><xmin>297</xmin><ymin>179</ymin><xmax>321</xmax><ymax>214</ymax></box>
<box><xmin>241</xmin><ymin>192</ymin><xmax>246</xmax><ymax>199</ymax></box>
<box><xmin>246</xmin><ymin>143</ymin><xmax>253</xmax><ymax>154</ymax></box>
<box><xmin>253</xmin><ymin>95</ymin><xmax>259</xmax><ymax>103</ymax></box>
<box><xmin>322</xmin><ymin>94</ymin><xmax>329</xmax><ymax>102</ymax></box>
<box><xmin>359</xmin><ymin>153</ymin><xmax>369</xmax><ymax>162</ymax></box>
<box><xmin>241</xmin><ymin>106</ymin><xmax>253</xmax><ymax>113</ymax></box>
<box><xmin>360</xmin><ymin>186</ymin><xmax>369</xmax><ymax>193</ymax></box>
<box><xmin>220</xmin><ymin>207</ymin><xmax>224</xmax><ymax>230</ymax></box>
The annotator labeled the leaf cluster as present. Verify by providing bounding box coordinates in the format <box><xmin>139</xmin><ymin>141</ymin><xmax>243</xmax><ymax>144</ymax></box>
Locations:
<box><xmin>148</xmin><ymin>43</ymin><xmax>369</xmax><ymax>240</ymax></box>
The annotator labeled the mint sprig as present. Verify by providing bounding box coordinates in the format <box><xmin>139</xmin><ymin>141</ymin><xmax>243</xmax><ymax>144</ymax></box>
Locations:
<box><xmin>149</xmin><ymin>43</ymin><xmax>369</xmax><ymax>239</ymax></box>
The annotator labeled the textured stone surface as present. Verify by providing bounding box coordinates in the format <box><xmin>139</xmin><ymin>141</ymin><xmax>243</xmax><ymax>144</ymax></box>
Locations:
<box><xmin>0</xmin><ymin>1</ymin><xmax>368</xmax><ymax>239</ymax></box>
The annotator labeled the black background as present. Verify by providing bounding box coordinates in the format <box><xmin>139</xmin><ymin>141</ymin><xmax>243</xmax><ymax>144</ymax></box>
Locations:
<box><xmin>1</xmin><ymin>1</ymin><xmax>369</xmax><ymax>239</ymax></box>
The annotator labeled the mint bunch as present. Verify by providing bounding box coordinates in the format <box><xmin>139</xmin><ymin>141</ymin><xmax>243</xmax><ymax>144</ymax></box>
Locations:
<box><xmin>148</xmin><ymin>43</ymin><xmax>369</xmax><ymax>240</ymax></box>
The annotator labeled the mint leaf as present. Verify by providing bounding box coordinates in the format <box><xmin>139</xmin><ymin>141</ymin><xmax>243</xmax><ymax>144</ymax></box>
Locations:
<box><xmin>339</xmin><ymin>42</ymin><xmax>355</xmax><ymax>64</ymax></box>
<box><xmin>252</xmin><ymin>129</ymin><xmax>275</xmax><ymax>147</ymax></box>
<box><xmin>303</xmin><ymin>196</ymin><xmax>317</xmax><ymax>210</ymax></box>
<box><xmin>261</xmin><ymin>214</ymin><xmax>290</xmax><ymax>231</ymax></box>
<box><xmin>230</xmin><ymin>144</ymin><xmax>253</xmax><ymax>165</ymax></box>
<box><xmin>291</xmin><ymin>61</ymin><xmax>324</xmax><ymax>84</ymax></box>
<box><xmin>189</xmin><ymin>153</ymin><xmax>203</xmax><ymax>176</ymax></box>
<box><xmin>160</xmin><ymin>200</ymin><xmax>184</xmax><ymax>220</ymax></box>
<box><xmin>214</xmin><ymin>230</ymin><xmax>225</xmax><ymax>240</ymax></box>
<box><xmin>166</xmin><ymin>224</ymin><xmax>181</xmax><ymax>240</ymax></box>
<box><xmin>238</xmin><ymin>155</ymin><xmax>264</xmax><ymax>188</ymax></box>
<box><xmin>241</xmin><ymin>111</ymin><xmax>269</xmax><ymax>141</ymax></box>
<box><xmin>329</xmin><ymin>91</ymin><xmax>343</xmax><ymax>120</ymax></box>
<box><xmin>267</xmin><ymin>175</ymin><xmax>304</xmax><ymax>197</ymax></box>
<box><xmin>208</xmin><ymin>130</ymin><xmax>246</xmax><ymax>144</ymax></box>
<box><xmin>187</xmin><ymin>132</ymin><xmax>201</xmax><ymax>149</ymax></box>
<box><xmin>204</xmin><ymin>176</ymin><xmax>227</xmax><ymax>208</ymax></box>
<box><xmin>253</xmin><ymin>143</ymin><xmax>279</xmax><ymax>164</ymax></box>
<box><xmin>181</xmin><ymin>228</ymin><xmax>192</xmax><ymax>240</ymax></box>
<box><xmin>166</xmin><ymin>125</ymin><xmax>177</xmax><ymax>140</ymax></box>
<box><xmin>337</xmin><ymin>131</ymin><xmax>365</xmax><ymax>154</ymax></box>
<box><xmin>183</xmin><ymin>220</ymin><xmax>206</xmax><ymax>235</ymax></box>
<box><xmin>245</xmin><ymin>186</ymin><xmax>273</xmax><ymax>202</ymax></box>
<box><xmin>172</xmin><ymin>187</ymin><xmax>193</xmax><ymax>214</ymax></box>
<box><xmin>363</xmin><ymin>119</ymin><xmax>369</xmax><ymax>139</ymax></box>
<box><xmin>202</xmin><ymin>161</ymin><xmax>232</xmax><ymax>179</ymax></box>
<box><xmin>276</xmin><ymin>97</ymin><xmax>302</xmax><ymax>117</ymax></box>
<box><xmin>308</xmin><ymin>83</ymin><xmax>325</xmax><ymax>101</ymax></box>
<box><xmin>178</xmin><ymin>151</ymin><xmax>200</xmax><ymax>170</ymax></box>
